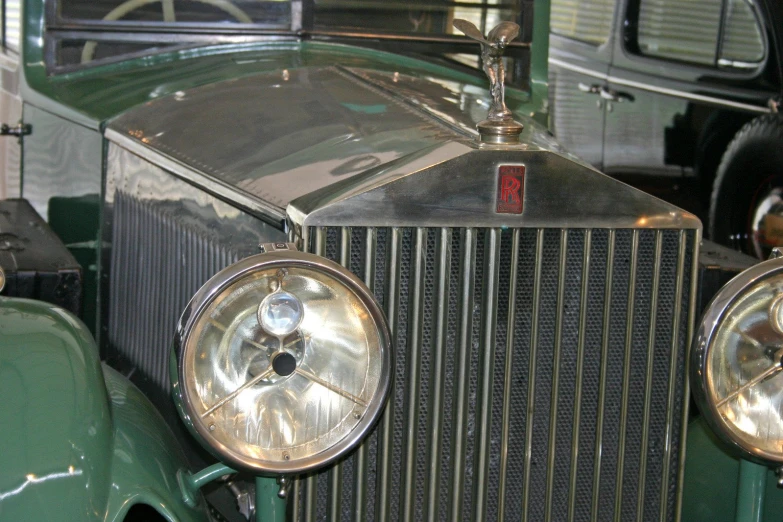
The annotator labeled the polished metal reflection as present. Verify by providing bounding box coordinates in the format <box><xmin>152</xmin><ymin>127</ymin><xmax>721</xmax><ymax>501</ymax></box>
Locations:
<box><xmin>452</xmin><ymin>19</ymin><xmax>524</xmax><ymax>143</ymax></box>
<box><xmin>175</xmin><ymin>251</ymin><xmax>392</xmax><ymax>474</ymax></box>
<box><xmin>693</xmin><ymin>257</ymin><xmax>783</xmax><ymax>463</ymax></box>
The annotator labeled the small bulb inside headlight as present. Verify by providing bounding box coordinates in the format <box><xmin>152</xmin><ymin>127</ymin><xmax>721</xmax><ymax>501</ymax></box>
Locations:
<box><xmin>172</xmin><ymin>250</ymin><xmax>392</xmax><ymax>475</ymax></box>
<box><xmin>693</xmin><ymin>257</ymin><xmax>783</xmax><ymax>464</ymax></box>
<box><xmin>258</xmin><ymin>283</ymin><xmax>303</xmax><ymax>337</ymax></box>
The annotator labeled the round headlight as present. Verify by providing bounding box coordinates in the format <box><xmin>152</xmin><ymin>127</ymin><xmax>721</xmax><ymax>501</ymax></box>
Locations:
<box><xmin>693</xmin><ymin>257</ymin><xmax>783</xmax><ymax>463</ymax></box>
<box><xmin>172</xmin><ymin>249</ymin><xmax>392</xmax><ymax>474</ymax></box>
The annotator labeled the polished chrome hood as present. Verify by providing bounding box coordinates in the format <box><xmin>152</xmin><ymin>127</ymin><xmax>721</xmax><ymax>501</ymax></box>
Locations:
<box><xmin>106</xmin><ymin>64</ymin><xmax>699</xmax><ymax>232</ymax></box>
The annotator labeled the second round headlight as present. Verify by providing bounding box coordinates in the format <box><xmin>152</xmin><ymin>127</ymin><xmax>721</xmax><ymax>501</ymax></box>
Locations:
<box><xmin>172</xmin><ymin>249</ymin><xmax>392</xmax><ymax>474</ymax></box>
<box><xmin>693</xmin><ymin>257</ymin><xmax>783</xmax><ymax>463</ymax></box>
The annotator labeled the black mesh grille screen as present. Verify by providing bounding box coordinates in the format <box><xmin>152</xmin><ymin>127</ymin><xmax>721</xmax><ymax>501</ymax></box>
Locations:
<box><xmin>298</xmin><ymin>226</ymin><xmax>695</xmax><ymax>522</ymax></box>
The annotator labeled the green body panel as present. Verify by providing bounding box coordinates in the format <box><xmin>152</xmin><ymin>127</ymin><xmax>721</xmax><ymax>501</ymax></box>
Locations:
<box><xmin>0</xmin><ymin>297</ymin><xmax>112</xmax><ymax>520</ymax></box>
<box><xmin>101</xmin><ymin>365</ymin><xmax>208</xmax><ymax>522</ymax></box>
<box><xmin>681</xmin><ymin>417</ymin><xmax>783</xmax><ymax>522</ymax></box>
<box><xmin>529</xmin><ymin>0</ymin><xmax>550</xmax><ymax>127</ymax></box>
<box><xmin>0</xmin><ymin>297</ymin><xmax>205</xmax><ymax>521</ymax></box>
<box><xmin>255</xmin><ymin>477</ymin><xmax>285</xmax><ymax>522</ymax></box>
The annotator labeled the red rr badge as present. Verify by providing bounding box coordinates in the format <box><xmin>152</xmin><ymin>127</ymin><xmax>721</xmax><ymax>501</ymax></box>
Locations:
<box><xmin>496</xmin><ymin>165</ymin><xmax>525</xmax><ymax>214</ymax></box>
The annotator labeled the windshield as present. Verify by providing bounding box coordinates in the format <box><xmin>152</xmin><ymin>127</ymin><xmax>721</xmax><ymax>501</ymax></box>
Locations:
<box><xmin>49</xmin><ymin>0</ymin><xmax>532</xmax><ymax>87</ymax></box>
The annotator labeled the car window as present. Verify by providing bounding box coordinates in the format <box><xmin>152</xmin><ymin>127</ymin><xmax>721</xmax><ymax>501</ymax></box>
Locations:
<box><xmin>638</xmin><ymin>0</ymin><xmax>722</xmax><ymax>66</ymax></box>
<box><xmin>59</xmin><ymin>0</ymin><xmax>291</xmax><ymax>27</ymax></box>
<box><xmin>719</xmin><ymin>0</ymin><xmax>765</xmax><ymax>66</ymax></box>
<box><xmin>550</xmin><ymin>0</ymin><xmax>614</xmax><ymax>46</ymax></box>
<box><xmin>313</xmin><ymin>0</ymin><xmax>521</xmax><ymax>35</ymax></box>
<box><xmin>2</xmin><ymin>0</ymin><xmax>20</xmax><ymax>52</ymax></box>
<box><xmin>637</xmin><ymin>0</ymin><xmax>765</xmax><ymax>69</ymax></box>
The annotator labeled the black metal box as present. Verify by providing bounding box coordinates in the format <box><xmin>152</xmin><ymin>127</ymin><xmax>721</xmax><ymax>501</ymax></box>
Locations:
<box><xmin>0</xmin><ymin>199</ymin><xmax>82</xmax><ymax>315</ymax></box>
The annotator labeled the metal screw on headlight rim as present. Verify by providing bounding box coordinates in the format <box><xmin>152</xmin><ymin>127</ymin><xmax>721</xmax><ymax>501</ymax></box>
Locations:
<box><xmin>771</xmin><ymin>247</ymin><xmax>783</xmax><ymax>260</ymax></box>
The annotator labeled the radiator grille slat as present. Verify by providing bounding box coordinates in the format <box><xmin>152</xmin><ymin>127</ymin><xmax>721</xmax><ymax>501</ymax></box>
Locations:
<box><xmin>522</xmin><ymin>228</ymin><xmax>544</xmax><ymax>522</ymax></box>
<box><xmin>497</xmin><ymin>228</ymin><xmax>521</xmax><ymax>522</ymax></box>
<box><xmin>473</xmin><ymin>228</ymin><xmax>501</xmax><ymax>521</ymax></box>
<box><xmin>661</xmin><ymin>231</ymin><xmax>687</xmax><ymax>521</ymax></box>
<box><xmin>568</xmin><ymin>229</ymin><xmax>592</xmax><ymax>522</ymax></box>
<box><xmin>426</xmin><ymin>227</ymin><xmax>452</xmax><ymax>522</ymax></box>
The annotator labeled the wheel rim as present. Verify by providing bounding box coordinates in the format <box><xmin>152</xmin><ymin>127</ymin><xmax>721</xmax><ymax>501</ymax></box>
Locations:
<box><xmin>749</xmin><ymin>184</ymin><xmax>783</xmax><ymax>259</ymax></box>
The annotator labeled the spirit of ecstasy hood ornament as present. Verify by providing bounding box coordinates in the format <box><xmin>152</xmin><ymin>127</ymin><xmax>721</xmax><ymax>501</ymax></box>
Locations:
<box><xmin>453</xmin><ymin>19</ymin><xmax>524</xmax><ymax>144</ymax></box>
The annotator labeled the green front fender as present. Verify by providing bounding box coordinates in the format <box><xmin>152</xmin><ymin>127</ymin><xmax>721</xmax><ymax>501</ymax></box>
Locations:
<box><xmin>0</xmin><ymin>297</ymin><xmax>206</xmax><ymax>522</ymax></box>
<box><xmin>683</xmin><ymin>417</ymin><xmax>783</xmax><ymax>521</ymax></box>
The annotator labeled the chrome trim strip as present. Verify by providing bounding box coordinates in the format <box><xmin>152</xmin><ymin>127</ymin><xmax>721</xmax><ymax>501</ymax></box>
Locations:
<box><xmin>497</xmin><ymin>228</ymin><xmax>521</xmax><ymax>521</ymax></box>
<box><xmin>291</xmin><ymin>479</ymin><xmax>301</xmax><ymax>521</ymax></box>
<box><xmin>376</xmin><ymin>227</ymin><xmax>402</xmax><ymax>522</ymax></box>
<box><xmin>328</xmin><ymin>227</ymin><xmax>351</xmax><ymax>519</ymax></box>
<box><xmin>638</xmin><ymin>231</ymin><xmax>663</xmax><ymax>522</ymax></box>
<box><xmin>548</xmin><ymin>57</ymin><xmax>770</xmax><ymax>114</ymax></box>
<box><xmin>592</xmin><ymin>229</ymin><xmax>616</xmax><ymax>522</ymax></box>
<box><xmin>660</xmin><ymin>231</ymin><xmax>687</xmax><ymax>522</ymax></box>
<box><xmin>426</xmin><ymin>227</ymin><xmax>452</xmax><ymax>522</ymax></box>
<box><xmin>354</xmin><ymin>227</ymin><xmax>376</xmax><ymax>522</ymax></box>
<box><xmin>303</xmin><ymin>227</ymin><xmax>327</xmax><ymax>521</ymax></box>
<box><xmin>615</xmin><ymin>230</ymin><xmax>640</xmax><ymax>522</ymax></box>
<box><xmin>402</xmin><ymin>227</ymin><xmax>427</xmax><ymax>521</ymax></box>
<box><xmin>568</xmin><ymin>229</ymin><xmax>592</xmax><ymax>522</ymax></box>
<box><xmin>473</xmin><ymin>228</ymin><xmax>501</xmax><ymax>521</ymax></box>
<box><xmin>607</xmin><ymin>75</ymin><xmax>770</xmax><ymax>114</ymax></box>
<box><xmin>522</xmin><ymin>229</ymin><xmax>544</xmax><ymax>522</ymax></box>
<box><xmin>548</xmin><ymin>57</ymin><xmax>609</xmax><ymax>81</ymax></box>
<box><xmin>676</xmin><ymin>229</ymin><xmax>701</xmax><ymax>522</ymax></box>
<box><xmin>449</xmin><ymin>228</ymin><xmax>477</xmax><ymax>522</ymax></box>
<box><xmin>545</xmin><ymin>229</ymin><xmax>568</xmax><ymax>520</ymax></box>
<box><xmin>105</xmin><ymin>128</ymin><xmax>287</xmax><ymax>225</ymax></box>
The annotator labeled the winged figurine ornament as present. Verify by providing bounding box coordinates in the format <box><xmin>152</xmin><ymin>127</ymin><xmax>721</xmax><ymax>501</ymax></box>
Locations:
<box><xmin>453</xmin><ymin>19</ymin><xmax>524</xmax><ymax>143</ymax></box>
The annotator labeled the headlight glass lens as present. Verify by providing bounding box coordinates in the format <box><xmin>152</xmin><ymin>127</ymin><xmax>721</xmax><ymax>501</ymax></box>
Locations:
<box><xmin>701</xmin><ymin>263</ymin><xmax>783</xmax><ymax>461</ymax></box>
<box><xmin>178</xmin><ymin>254</ymin><xmax>390</xmax><ymax>473</ymax></box>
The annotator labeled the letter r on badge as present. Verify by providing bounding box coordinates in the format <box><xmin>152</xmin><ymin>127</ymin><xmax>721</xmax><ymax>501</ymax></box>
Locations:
<box><xmin>501</xmin><ymin>175</ymin><xmax>521</xmax><ymax>204</ymax></box>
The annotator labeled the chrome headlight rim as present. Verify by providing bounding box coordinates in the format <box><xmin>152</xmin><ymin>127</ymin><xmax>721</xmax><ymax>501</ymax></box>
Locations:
<box><xmin>692</xmin><ymin>257</ymin><xmax>783</xmax><ymax>465</ymax></box>
<box><xmin>172</xmin><ymin>250</ymin><xmax>392</xmax><ymax>475</ymax></box>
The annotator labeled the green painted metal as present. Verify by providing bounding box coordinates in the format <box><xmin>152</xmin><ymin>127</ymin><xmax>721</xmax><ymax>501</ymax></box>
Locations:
<box><xmin>0</xmin><ymin>297</ymin><xmax>206</xmax><ymax>521</ymax></box>
<box><xmin>178</xmin><ymin>463</ymin><xmax>236</xmax><ymax>508</ymax></box>
<box><xmin>0</xmin><ymin>296</ymin><xmax>112</xmax><ymax>521</ymax></box>
<box><xmin>47</xmin><ymin>194</ymin><xmax>101</xmax><ymax>336</ymax></box>
<box><xmin>735</xmin><ymin>460</ymin><xmax>766</xmax><ymax>522</ymax></box>
<box><xmin>529</xmin><ymin>0</ymin><xmax>550</xmax><ymax>127</ymax></box>
<box><xmin>256</xmin><ymin>476</ymin><xmax>286</xmax><ymax>522</ymax></box>
<box><xmin>681</xmin><ymin>417</ymin><xmax>783</xmax><ymax>522</ymax></box>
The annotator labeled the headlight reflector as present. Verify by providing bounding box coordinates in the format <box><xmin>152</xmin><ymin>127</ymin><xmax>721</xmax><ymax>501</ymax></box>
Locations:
<box><xmin>173</xmin><ymin>250</ymin><xmax>391</xmax><ymax>474</ymax></box>
<box><xmin>693</xmin><ymin>257</ymin><xmax>783</xmax><ymax>463</ymax></box>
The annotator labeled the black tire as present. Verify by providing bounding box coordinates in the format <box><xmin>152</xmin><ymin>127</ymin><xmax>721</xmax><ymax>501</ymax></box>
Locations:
<box><xmin>709</xmin><ymin>113</ymin><xmax>783</xmax><ymax>257</ymax></box>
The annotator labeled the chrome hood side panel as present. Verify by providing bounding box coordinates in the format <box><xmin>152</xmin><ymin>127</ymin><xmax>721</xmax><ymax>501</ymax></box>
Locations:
<box><xmin>107</xmin><ymin>66</ymin><xmax>458</xmax><ymax>216</ymax></box>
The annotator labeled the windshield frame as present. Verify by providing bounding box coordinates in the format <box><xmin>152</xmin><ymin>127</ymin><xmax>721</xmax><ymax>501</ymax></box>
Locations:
<box><xmin>44</xmin><ymin>0</ymin><xmax>532</xmax><ymax>76</ymax></box>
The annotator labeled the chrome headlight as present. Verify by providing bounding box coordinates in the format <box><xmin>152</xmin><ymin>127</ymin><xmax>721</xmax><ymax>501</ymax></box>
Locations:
<box><xmin>172</xmin><ymin>249</ymin><xmax>392</xmax><ymax>474</ymax></box>
<box><xmin>693</xmin><ymin>257</ymin><xmax>783</xmax><ymax>463</ymax></box>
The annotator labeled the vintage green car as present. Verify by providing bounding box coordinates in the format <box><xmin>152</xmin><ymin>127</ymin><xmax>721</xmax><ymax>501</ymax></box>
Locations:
<box><xmin>2</xmin><ymin>0</ymin><xmax>783</xmax><ymax>521</ymax></box>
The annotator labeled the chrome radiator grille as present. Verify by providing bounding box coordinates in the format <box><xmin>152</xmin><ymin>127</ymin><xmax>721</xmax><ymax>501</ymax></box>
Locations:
<box><xmin>297</xmin><ymin>225</ymin><xmax>695</xmax><ymax>522</ymax></box>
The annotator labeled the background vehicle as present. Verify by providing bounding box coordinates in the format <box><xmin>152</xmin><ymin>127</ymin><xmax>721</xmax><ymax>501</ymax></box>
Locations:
<box><xmin>2</xmin><ymin>0</ymin><xmax>783</xmax><ymax>521</ymax></box>
<box><xmin>548</xmin><ymin>0</ymin><xmax>783</xmax><ymax>259</ymax></box>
